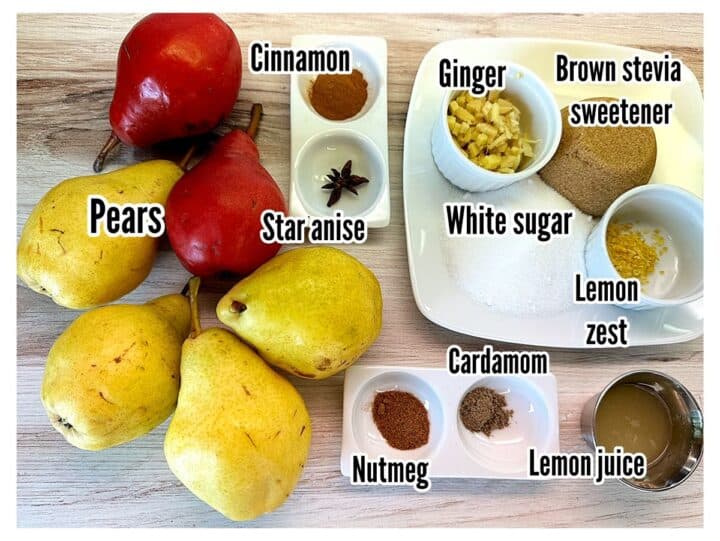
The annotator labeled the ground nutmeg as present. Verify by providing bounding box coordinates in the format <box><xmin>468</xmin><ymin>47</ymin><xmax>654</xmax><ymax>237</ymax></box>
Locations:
<box><xmin>372</xmin><ymin>390</ymin><xmax>430</xmax><ymax>450</ymax></box>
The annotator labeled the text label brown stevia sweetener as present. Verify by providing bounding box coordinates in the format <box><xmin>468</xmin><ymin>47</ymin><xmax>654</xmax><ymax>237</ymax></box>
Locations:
<box><xmin>555</xmin><ymin>52</ymin><xmax>683</xmax><ymax>84</ymax></box>
<box><xmin>555</xmin><ymin>53</ymin><xmax>679</xmax><ymax>127</ymax></box>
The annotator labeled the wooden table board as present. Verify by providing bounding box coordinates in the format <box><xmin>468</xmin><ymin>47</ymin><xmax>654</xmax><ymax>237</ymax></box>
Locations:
<box><xmin>16</xmin><ymin>13</ymin><xmax>704</xmax><ymax>527</ymax></box>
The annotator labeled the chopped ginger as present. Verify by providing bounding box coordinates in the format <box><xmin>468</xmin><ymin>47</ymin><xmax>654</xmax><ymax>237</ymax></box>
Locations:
<box><xmin>446</xmin><ymin>90</ymin><xmax>536</xmax><ymax>174</ymax></box>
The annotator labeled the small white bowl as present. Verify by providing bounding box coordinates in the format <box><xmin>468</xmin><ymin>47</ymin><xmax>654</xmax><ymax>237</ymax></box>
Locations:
<box><xmin>350</xmin><ymin>371</ymin><xmax>444</xmax><ymax>461</ymax></box>
<box><xmin>297</xmin><ymin>40</ymin><xmax>382</xmax><ymax>123</ymax></box>
<box><xmin>584</xmin><ymin>184</ymin><xmax>703</xmax><ymax>310</ymax></box>
<box><xmin>294</xmin><ymin>129</ymin><xmax>387</xmax><ymax>218</ymax></box>
<box><xmin>431</xmin><ymin>62</ymin><xmax>561</xmax><ymax>192</ymax></box>
<box><xmin>457</xmin><ymin>376</ymin><xmax>553</xmax><ymax>474</ymax></box>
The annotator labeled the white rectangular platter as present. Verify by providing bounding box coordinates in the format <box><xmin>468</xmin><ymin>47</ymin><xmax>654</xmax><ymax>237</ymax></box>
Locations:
<box><xmin>289</xmin><ymin>35</ymin><xmax>390</xmax><ymax>227</ymax></box>
<box><xmin>341</xmin><ymin>365</ymin><xmax>559</xmax><ymax>480</ymax></box>
<box><xmin>403</xmin><ymin>38</ymin><xmax>704</xmax><ymax>348</ymax></box>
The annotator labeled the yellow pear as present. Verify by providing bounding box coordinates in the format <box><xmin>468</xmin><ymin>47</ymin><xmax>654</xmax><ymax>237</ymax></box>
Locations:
<box><xmin>41</xmin><ymin>292</ymin><xmax>190</xmax><ymax>451</ymax></box>
<box><xmin>216</xmin><ymin>246</ymin><xmax>382</xmax><ymax>380</ymax></box>
<box><xmin>165</xmin><ymin>278</ymin><xmax>311</xmax><ymax>521</ymax></box>
<box><xmin>17</xmin><ymin>160</ymin><xmax>183</xmax><ymax>309</ymax></box>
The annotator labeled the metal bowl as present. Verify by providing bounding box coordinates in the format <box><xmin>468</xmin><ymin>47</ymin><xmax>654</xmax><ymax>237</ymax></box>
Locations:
<box><xmin>580</xmin><ymin>369</ymin><xmax>703</xmax><ymax>491</ymax></box>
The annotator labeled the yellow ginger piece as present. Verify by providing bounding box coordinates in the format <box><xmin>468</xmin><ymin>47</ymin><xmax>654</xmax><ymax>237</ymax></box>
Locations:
<box><xmin>446</xmin><ymin>90</ymin><xmax>536</xmax><ymax>173</ymax></box>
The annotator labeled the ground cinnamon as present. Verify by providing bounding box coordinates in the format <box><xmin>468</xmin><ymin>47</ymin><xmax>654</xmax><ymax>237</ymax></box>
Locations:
<box><xmin>459</xmin><ymin>386</ymin><xmax>513</xmax><ymax>436</ymax></box>
<box><xmin>372</xmin><ymin>390</ymin><xmax>430</xmax><ymax>450</ymax></box>
<box><xmin>309</xmin><ymin>69</ymin><xmax>368</xmax><ymax>120</ymax></box>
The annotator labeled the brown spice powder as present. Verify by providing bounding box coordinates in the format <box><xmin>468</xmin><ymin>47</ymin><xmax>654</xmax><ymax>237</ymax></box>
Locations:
<box><xmin>309</xmin><ymin>69</ymin><xmax>368</xmax><ymax>121</ymax></box>
<box><xmin>372</xmin><ymin>390</ymin><xmax>430</xmax><ymax>450</ymax></box>
<box><xmin>459</xmin><ymin>386</ymin><xmax>514</xmax><ymax>436</ymax></box>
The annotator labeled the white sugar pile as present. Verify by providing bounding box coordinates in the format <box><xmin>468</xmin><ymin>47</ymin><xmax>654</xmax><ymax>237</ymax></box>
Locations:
<box><xmin>444</xmin><ymin>176</ymin><xmax>596</xmax><ymax>316</ymax></box>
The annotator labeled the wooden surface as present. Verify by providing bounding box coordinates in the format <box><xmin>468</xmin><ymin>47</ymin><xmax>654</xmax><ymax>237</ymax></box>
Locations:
<box><xmin>16</xmin><ymin>13</ymin><xmax>703</xmax><ymax>527</ymax></box>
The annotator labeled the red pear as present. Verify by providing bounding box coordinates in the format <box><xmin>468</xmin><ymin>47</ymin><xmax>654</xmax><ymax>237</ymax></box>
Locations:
<box><xmin>165</xmin><ymin>104</ymin><xmax>287</xmax><ymax>278</ymax></box>
<box><xmin>94</xmin><ymin>13</ymin><xmax>242</xmax><ymax>172</ymax></box>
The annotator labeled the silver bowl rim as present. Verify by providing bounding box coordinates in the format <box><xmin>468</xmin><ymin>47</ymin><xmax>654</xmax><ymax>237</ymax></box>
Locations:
<box><xmin>587</xmin><ymin>368</ymin><xmax>704</xmax><ymax>492</ymax></box>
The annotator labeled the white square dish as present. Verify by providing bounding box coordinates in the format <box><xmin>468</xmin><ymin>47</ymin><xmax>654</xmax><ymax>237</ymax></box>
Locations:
<box><xmin>289</xmin><ymin>35</ymin><xmax>390</xmax><ymax>227</ymax></box>
<box><xmin>403</xmin><ymin>38</ymin><xmax>704</xmax><ymax>348</ymax></box>
<box><xmin>340</xmin><ymin>365</ymin><xmax>559</xmax><ymax>480</ymax></box>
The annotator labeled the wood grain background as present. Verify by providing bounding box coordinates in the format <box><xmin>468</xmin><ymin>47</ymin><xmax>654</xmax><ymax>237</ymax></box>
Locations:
<box><xmin>16</xmin><ymin>13</ymin><xmax>703</xmax><ymax>527</ymax></box>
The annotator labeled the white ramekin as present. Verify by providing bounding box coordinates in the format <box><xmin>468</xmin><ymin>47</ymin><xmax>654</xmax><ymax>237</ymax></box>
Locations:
<box><xmin>584</xmin><ymin>184</ymin><xmax>704</xmax><ymax>310</ymax></box>
<box><xmin>431</xmin><ymin>62</ymin><xmax>561</xmax><ymax>192</ymax></box>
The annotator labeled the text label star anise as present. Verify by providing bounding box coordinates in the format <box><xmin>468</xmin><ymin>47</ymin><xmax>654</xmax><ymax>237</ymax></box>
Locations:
<box><xmin>321</xmin><ymin>160</ymin><xmax>370</xmax><ymax>207</ymax></box>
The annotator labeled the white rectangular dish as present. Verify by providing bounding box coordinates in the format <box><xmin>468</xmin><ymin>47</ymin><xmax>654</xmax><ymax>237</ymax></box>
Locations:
<box><xmin>403</xmin><ymin>38</ymin><xmax>704</xmax><ymax>347</ymax></box>
<box><xmin>289</xmin><ymin>35</ymin><xmax>390</xmax><ymax>227</ymax></box>
<box><xmin>340</xmin><ymin>365</ymin><xmax>559</xmax><ymax>479</ymax></box>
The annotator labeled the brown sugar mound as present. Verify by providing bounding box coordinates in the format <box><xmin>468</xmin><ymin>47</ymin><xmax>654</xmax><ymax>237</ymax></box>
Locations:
<box><xmin>539</xmin><ymin>98</ymin><xmax>657</xmax><ymax>217</ymax></box>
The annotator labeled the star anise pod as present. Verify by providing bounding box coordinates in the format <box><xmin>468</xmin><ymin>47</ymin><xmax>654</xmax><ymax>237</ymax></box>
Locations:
<box><xmin>321</xmin><ymin>160</ymin><xmax>370</xmax><ymax>207</ymax></box>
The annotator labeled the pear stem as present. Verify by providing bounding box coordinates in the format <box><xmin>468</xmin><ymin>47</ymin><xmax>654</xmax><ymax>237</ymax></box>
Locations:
<box><xmin>246</xmin><ymin>103</ymin><xmax>263</xmax><ymax>141</ymax></box>
<box><xmin>178</xmin><ymin>143</ymin><xmax>197</xmax><ymax>172</ymax></box>
<box><xmin>93</xmin><ymin>132</ymin><xmax>121</xmax><ymax>173</ymax></box>
<box><xmin>186</xmin><ymin>276</ymin><xmax>202</xmax><ymax>338</ymax></box>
